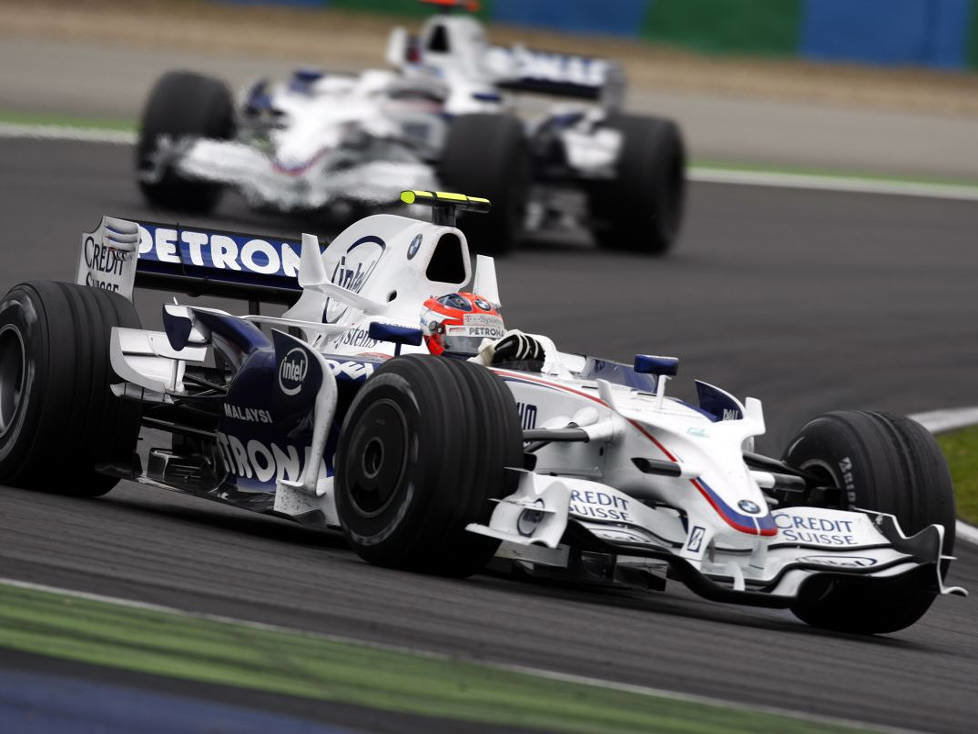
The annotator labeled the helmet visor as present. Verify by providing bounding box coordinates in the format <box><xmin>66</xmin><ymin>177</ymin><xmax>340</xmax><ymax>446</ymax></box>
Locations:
<box><xmin>442</xmin><ymin>315</ymin><xmax>505</xmax><ymax>356</ymax></box>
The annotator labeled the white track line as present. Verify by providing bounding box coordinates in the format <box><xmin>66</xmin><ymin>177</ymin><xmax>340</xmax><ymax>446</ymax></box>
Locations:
<box><xmin>910</xmin><ymin>407</ymin><xmax>978</xmax><ymax>434</ymax></box>
<box><xmin>0</xmin><ymin>576</ymin><xmax>913</xmax><ymax>734</ymax></box>
<box><xmin>690</xmin><ymin>167</ymin><xmax>978</xmax><ymax>201</ymax></box>
<box><xmin>0</xmin><ymin>122</ymin><xmax>134</xmax><ymax>144</ymax></box>
<box><xmin>3</xmin><ymin>121</ymin><xmax>978</xmax><ymax>201</ymax></box>
<box><xmin>910</xmin><ymin>409</ymin><xmax>978</xmax><ymax>546</ymax></box>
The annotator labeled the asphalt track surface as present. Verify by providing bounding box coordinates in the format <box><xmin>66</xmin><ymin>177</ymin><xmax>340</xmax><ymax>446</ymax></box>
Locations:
<box><xmin>1</xmin><ymin>138</ymin><xmax>977</xmax><ymax>732</ymax></box>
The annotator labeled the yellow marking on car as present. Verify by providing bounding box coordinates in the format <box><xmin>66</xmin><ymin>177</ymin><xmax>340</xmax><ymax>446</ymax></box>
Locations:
<box><xmin>400</xmin><ymin>190</ymin><xmax>492</xmax><ymax>211</ymax></box>
<box><xmin>400</xmin><ymin>190</ymin><xmax>434</xmax><ymax>204</ymax></box>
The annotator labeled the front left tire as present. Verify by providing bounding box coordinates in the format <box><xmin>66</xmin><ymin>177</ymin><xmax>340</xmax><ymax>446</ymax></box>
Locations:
<box><xmin>136</xmin><ymin>70</ymin><xmax>236</xmax><ymax>214</ymax></box>
<box><xmin>334</xmin><ymin>354</ymin><xmax>523</xmax><ymax>576</ymax></box>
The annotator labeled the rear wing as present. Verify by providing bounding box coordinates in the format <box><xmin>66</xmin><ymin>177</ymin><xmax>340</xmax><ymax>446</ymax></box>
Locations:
<box><xmin>486</xmin><ymin>45</ymin><xmax>625</xmax><ymax>108</ymax></box>
<box><xmin>77</xmin><ymin>216</ymin><xmax>320</xmax><ymax>305</ymax></box>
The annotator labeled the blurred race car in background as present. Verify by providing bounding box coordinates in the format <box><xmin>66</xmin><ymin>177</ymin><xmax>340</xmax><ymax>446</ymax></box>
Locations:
<box><xmin>0</xmin><ymin>190</ymin><xmax>963</xmax><ymax>636</ymax></box>
<box><xmin>135</xmin><ymin>0</ymin><xmax>685</xmax><ymax>255</ymax></box>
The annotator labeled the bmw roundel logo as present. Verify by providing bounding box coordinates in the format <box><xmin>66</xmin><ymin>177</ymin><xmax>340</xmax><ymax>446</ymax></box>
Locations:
<box><xmin>738</xmin><ymin>499</ymin><xmax>761</xmax><ymax>514</ymax></box>
<box><xmin>517</xmin><ymin>499</ymin><xmax>546</xmax><ymax>537</ymax></box>
<box><xmin>407</xmin><ymin>234</ymin><xmax>422</xmax><ymax>260</ymax></box>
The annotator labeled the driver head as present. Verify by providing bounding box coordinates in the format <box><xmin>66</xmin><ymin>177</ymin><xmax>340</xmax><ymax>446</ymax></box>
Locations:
<box><xmin>420</xmin><ymin>291</ymin><xmax>504</xmax><ymax>356</ymax></box>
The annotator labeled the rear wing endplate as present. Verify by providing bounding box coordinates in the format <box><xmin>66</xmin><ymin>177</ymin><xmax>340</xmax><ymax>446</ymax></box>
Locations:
<box><xmin>77</xmin><ymin>216</ymin><xmax>321</xmax><ymax>305</ymax></box>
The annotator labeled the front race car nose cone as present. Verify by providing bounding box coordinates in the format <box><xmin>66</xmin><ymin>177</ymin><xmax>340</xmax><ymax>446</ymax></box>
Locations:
<box><xmin>347</xmin><ymin>398</ymin><xmax>409</xmax><ymax>517</ymax></box>
<box><xmin>0</xmin><ymin>325</ymin><xmax>26</xmax><ymax>439</ymax></box>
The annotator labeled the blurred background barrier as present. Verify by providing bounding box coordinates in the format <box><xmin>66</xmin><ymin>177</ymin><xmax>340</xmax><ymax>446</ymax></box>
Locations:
<box><xmin>220</xmin><ymin>0</ymin><xmax>978</xmax><ymax>71</ymax></box>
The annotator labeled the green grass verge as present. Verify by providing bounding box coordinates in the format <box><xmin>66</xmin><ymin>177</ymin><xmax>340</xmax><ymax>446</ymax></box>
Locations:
<box><xmin>0</xmin><ymin>582</ymin><xmax>869</xmax><ymax>734</ymax></box>
<box><xmin>937</xmin><ymin>425</ymin><xmax>978</xmax><ymax>525</ymax></box>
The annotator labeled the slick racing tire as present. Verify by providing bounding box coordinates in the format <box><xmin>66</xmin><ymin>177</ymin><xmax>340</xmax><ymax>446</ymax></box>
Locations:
<box><xmin>334</xmin><ymin>354</ymin><xmax>522</xmax><ymax>576</ymax></box>
<box><xmin>782</xmin><ymin>410</ymin><xmax>956</xmax><ymax>634</ymax></box>
<box><xmin>136</xmin><ymin>70</ymin><xmax>235</xmax><ymax>214</ymax></box>
<box><xmin>439</xmin><ymin>113</ymin><xmax>531</xmax><ymax>255</ymax></box>
<box><xmin>0</xmin><ymin>282</ymin><xmax>142</xmax><ymax>497</ymax></box>
<box><xmin>588</xmin><ymin>114</ymin><xmax>685</xmax><ymax>255</ymax></box>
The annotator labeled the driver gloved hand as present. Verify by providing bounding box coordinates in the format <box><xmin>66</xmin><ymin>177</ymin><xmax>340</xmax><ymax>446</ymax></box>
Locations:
<box><xmin>482</xmin><ymin>330</ymin><xmax>545</xmax><ymax>371</ymax></box>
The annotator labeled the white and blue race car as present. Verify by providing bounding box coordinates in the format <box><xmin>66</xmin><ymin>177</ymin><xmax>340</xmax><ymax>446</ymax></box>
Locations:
<box><xmin>135</xmin><ymin>2</ymin><xmax>684</xmax><ymax>255</ymax></box>
<box><xmin>0</xmin><ymin>191</ymin><xmax>963</xmax><ymax>634</ymax></box>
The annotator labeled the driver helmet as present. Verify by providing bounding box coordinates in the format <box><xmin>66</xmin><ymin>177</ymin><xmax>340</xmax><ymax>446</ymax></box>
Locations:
<box><xmin>420</xmin><ymin>291</ymin><xmax>505</xmax><ymax>356</ymax></box>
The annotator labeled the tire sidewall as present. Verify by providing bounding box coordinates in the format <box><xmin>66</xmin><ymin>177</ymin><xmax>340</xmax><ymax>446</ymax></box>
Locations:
<box><xmin>0</xmin><ymin>288</ymin><xmax>46</xmax><ymax>467</ymax></box>
<box><xmin>335</xmin><ymin>372</ymin><xmax>426</xmax><ymax>548</ymax></box>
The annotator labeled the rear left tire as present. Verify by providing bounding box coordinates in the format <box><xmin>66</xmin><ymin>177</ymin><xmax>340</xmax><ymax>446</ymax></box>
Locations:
<box><xmin>0</xmin><ymin>282</ymin><xmax>142</xmax><ymax>496</ymax></box>
<box><xmin>588</xmin><ymin>114</ymin><xmax>685</xmax><ymax>255</ymax></box>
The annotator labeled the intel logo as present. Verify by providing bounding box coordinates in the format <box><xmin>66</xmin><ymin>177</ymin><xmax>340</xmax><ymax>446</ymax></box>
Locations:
<box><xmin>738</xmin><ymin>499</ymin><xmax>761</xmax><ymax>514</ymax></box>
<box><xmin>278</xmin><ymin>348</ymin><xmax>308</xmax><ymax>396</ymax></box>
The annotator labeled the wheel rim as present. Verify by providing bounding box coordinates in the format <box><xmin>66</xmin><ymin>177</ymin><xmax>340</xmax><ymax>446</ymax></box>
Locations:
<box><xmin>0</xmin><ymin>324</ymin><xmax>26</xmax><ymax>439</ymax></box>
<box><xmin>361</xmin><ymin>437</ymin><xmax>385</xmax><ymax>479</ymax></box>
<box><xmin>347</xmin><ymin>398</ymin><xmax>410</xmax><ymax>518</ymax></box>
<box><xmin>795</xmin><ymin>458</ymin><xmax>847</xmax><ymax>510</ymax></box>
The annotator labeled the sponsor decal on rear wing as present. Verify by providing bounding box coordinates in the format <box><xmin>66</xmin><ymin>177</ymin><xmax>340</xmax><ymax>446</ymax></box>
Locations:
<box><xmin>486</xmin><ymin>46</ymin><xmax>625</xmax><ymax>107</ymax></box>
<box><xmin>77</xmin><ymin>216</ymin><xmax>324</xmax><ymax>304</ymax></box>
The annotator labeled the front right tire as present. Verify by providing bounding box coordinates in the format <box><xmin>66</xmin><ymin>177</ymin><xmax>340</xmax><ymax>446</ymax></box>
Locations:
<box><xmin>782</xmin><ymin>410</ymin><xmax>956</xmax><ymax>634</ymax></box>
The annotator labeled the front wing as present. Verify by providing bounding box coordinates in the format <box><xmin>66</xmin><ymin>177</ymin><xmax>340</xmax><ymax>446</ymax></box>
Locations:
<box><xmin>468</xmin><ymin>472</ymin><xmax>967</xmax><ymax>606</ymax></box>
